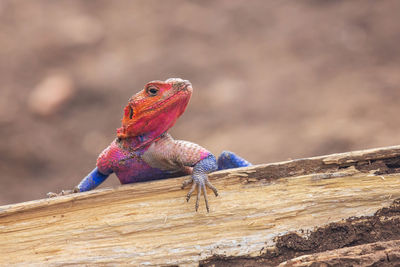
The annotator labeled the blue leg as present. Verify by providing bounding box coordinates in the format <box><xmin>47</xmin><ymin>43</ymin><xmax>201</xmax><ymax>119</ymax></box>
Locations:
<box><xmin>217</xmin><ymin>151</ymin><xmax>252</xmax><ymax>170</ymax></box>
<box><xmin>183</xmin><ymin>154</ymin><xmax>219</xmax><ymax>212</ymax></box>
<box><xmin>77</xmin><ymin>167</ymin><xmax>110</xmax><ymax>192</ymax></box>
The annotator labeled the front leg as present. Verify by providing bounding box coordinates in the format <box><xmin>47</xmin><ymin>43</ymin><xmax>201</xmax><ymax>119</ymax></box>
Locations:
<box><xmin>47</xmin><ymin>167</ymin><xmax>111</xmax><ymax>197</ymax></box>
<box><xmin>76</xmin><ymin>167</ymin><xmax>110</xmax><ymax>192</ymax></box>
<box><xmin>182</xmin><ymin>154</ymin><xmax>218</xmax><ymax>212</ymax></box>
<box><xmin>142</xmin><ymin>134</ymin><xmax>220</xmax><ymax>212</ymax></box>
<box><xmin>217</xmin><ymin>151</ymin><xmax>252</xmax><ymax>170</ymax></box>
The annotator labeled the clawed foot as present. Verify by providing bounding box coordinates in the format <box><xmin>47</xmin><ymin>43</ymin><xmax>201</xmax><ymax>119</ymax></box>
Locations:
<box><xmin>46</xmin><ymin>187</ymin><xmax>80</xmax><ymax>198</ymax></box>
<box><xmin>181</xmin><ymin>177</ymin><xmax>218</xmax><ymax>212</ymax></box>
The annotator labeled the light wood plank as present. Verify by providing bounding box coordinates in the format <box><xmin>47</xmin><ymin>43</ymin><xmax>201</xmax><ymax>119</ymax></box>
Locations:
<box><xmin>1</xmin><ymin>146</ymin><xmax>400</xmax><ymax>266</ymax></box>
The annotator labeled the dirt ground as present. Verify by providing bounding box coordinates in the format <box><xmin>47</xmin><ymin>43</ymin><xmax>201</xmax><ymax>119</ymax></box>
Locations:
<box><xmin>1</xmin><ymin>0</ymin><xmax>400</xmax><ymax>205</ymax></box>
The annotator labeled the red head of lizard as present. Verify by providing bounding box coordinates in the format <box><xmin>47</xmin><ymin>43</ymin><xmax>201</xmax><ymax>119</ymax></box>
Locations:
<box><xmin>117</xmin><ymin>78</ymin><xmax>193</xmax><ymax>145</ymax></box>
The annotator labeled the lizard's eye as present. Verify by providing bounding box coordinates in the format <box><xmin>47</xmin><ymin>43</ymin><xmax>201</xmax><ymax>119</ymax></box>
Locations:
<box><xmin>128</xmin><ymin>106</ymin><xmax>134</xmax><ymax>119</ymax></box>
<box><xmin>146</xmin><ymin>86</ymin><xmax>159</xmax><ymax>97</ymax></box>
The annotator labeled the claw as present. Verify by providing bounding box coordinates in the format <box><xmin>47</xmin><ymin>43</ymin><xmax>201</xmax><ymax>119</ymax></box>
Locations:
<box><xmin>181</xmin><ymin>174</ymin><xmax>218</xmax><ymax>212</ymax></box>
<box><xmin>47</xmin><ymin>192</ymin><xmax>58</xmax><ymax>198</ymax></box>
<box><xmin>46</xmin><ymin>187</ymin><xmax>80</xmax><ymax>198</ymax></box>
<box><xmin>206</xmin><ymin>180</ymin><xmax>219</xmax><ymax>197</ymax></box>
<box><xmin>186</xmin><ymin>182</ymin><xmax>196</xmax><ymax>202</ymax></box>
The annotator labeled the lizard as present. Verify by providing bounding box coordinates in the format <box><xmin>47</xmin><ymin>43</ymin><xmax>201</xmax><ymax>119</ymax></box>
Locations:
<box><xmin>49</xmin><ymin>78</ymin><xmax>251</xmax><ymax>212</ymax></box>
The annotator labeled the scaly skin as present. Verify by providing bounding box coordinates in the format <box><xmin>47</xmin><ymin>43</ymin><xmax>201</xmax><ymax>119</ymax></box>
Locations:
<box><xmin>49</xmin><ymin>78</ymin><xmax>251</xmax><ymax>212</ymax></box>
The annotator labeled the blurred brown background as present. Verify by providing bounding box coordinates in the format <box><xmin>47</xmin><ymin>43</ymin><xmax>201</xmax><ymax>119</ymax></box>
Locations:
<box><xmin>1</xmin><ymin>0</ymin><xmax>400</xmax><ymax>205</ymax></box>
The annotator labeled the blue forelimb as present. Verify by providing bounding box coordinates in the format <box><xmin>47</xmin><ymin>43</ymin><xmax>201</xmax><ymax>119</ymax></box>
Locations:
<box><xmin>193</xmin><ymin>154</ymin><xmax>218</xmax><ymax>177</ymax></box>
<box><xmin>217</xmin><ymin>151</ymin><xmax>252</xmax><ymax>170</ymax></box>
<box><xmin>77</xmin><ymin>167</ymin><xmax>110</xmax><ymax>192</ymax></box>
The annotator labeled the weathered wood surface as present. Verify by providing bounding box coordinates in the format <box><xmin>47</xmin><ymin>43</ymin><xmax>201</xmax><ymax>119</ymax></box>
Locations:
<box><xmin>1</xmin><ymin>145</ymin><xmax>400</xmax><ymax>266</ymax></box>
<box><xmin>279</xmin><ymin>240</ymin><xmax>400</xmax><ymax>267</ymax></box>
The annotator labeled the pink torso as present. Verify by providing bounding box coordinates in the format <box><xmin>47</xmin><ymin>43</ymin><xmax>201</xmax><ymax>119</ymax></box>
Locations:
<box><xmin>96</xmin><ymin>134</ymin><xmax>210</xmax><ymax>184</ymax></box>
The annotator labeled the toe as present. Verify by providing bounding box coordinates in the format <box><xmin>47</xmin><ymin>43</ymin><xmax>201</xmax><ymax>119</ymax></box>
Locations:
<box><xmin>195</xmin><ymin>184</ymin><xmax>201</xmax><ymax>211</ymax></box>
<box><xmin>206</xmin><ymin>180</ymin><xmax>219</xmax><ymax>197</ymax></box>
<box><xmin>186</xmin><ymin>182</ymin><xmax>196</xmax><ymax>202</ymax></box>
<box><xmin>202</xmin><ymin>184</ymin><xmax>210</xmax><ymax>213</ymax></box>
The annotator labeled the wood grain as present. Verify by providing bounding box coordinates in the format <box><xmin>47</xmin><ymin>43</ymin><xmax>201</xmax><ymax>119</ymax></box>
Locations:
<box><xmin>1</xmin><ymin>145</ymin><xmax>400</xmax><ymax>266</ymax></box>
<box><xmin>278</xmin><ymin>240</ymin><xmax>400</xmax><ymax>266</ymax></box>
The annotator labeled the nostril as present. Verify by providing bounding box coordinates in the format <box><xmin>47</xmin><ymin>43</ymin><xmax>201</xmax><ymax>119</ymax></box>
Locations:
<box><xmin>172</xmin><ymin>80</ymin><xmax>192</xmax><ymax>91</ymax></box>
<box><xmin>175</xmin><ymin>82</ymin><xmax>185</xmax><ymax>90</ymax></box>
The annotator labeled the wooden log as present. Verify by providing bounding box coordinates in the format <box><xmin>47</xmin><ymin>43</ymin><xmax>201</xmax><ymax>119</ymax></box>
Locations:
<box><xmin>278</xmin><ymin>240</ymin><xmax>400</xmax><ymax>267</ymax></box>
<box><xmin>1</xmin><ymin>145</ymin><xmax>400</xmax><ymax>266</ymax></box>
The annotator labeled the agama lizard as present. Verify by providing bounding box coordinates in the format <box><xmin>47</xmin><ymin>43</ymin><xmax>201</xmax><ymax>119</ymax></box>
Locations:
<box><xmin>49</xmin><ymin>78</ymin><xmax>251</xmax><ymax>212</ymax></box>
